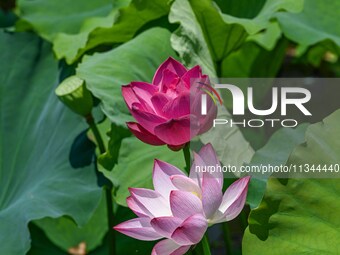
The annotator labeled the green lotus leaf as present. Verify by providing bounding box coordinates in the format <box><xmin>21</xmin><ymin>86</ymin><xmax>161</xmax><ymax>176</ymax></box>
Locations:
<box><xmin>277</xmin><ymin>0</ymin><xmax>340</xmax><ymax>48</ymax></box>
<box><xmin>99</xmin><ymin>136</ymin><xmax>185</xmax><ymax>206</ymax></box>
<box><xmin>76</xmin><ymin>27</ymin><xmax>177</xmax><ymax>126</ymax></box>
<box><xmin>34</xmin><ymin>191</ymin><xmax>107</xmax><ymax>253</ymax></box>
<box><xmin>246</xmin><ymin>124</ymin><xmax>308</xmax><ymax>209</ymax></box>
<box><xmin>243</xmin><ymin>110</ymin><xmax>340</xmax><ymax>254</ymax></box>
<box><xmin>170</xmin><ymin>0</ymin><xmax>303</xmax><ymax>75</ymax></box>
<box><xmin>0</xmin><ymin>31</ymin><xmax>101</xmax><ymax>255</ymax></box>
<box><xmin>16</xmin><ymin>0</ymin><xmax>170</xmax><ymax>64</ymax></box>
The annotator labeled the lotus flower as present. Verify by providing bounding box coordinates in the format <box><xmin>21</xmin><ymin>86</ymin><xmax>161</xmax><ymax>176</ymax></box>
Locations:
<box><xmin>114</xmin><ymin>144</ymin><xmax>250</xmax><ymax>255</ymax></box>
<box><xmin>122</xmin><ymin>57</ymin><xmax>217</xmax><ymax>151</ymax></box>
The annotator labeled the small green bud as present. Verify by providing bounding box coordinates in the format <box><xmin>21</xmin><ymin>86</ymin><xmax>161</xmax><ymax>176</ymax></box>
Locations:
<box><xmin>55</xmin><ymin>76</ymin><xmax>93</xmax><ymax>117</ymax></box>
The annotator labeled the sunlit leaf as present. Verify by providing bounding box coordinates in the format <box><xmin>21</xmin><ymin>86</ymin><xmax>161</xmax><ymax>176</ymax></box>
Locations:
<box><xmin>277</xmin><ymin>0</ymin><xmax>340</xmax><ymax>47</ymax></box>
<box><xmin>246</xmin><ymin>124</ymin><xmax>308</xmax><ymax>209</ymax></box>
<box><xmin>100</xmin><ymin>137</ymin><xmax>185</xmax><ymax>206</ymax></box>
<box><xmin>77</xmin><ymin>27</ymin><xmax>177</xmax><ymax>126</ymax></box>
<box><xmin>69</xmin><ymin>0</ymin><xmax>171</xmax><ymax>63</ymax></box>
<box><xmin>16</xmin><ymin>0</ymin><xmax>126</xmax><ymax>40</ymax></box>
<box><xmin>16</xmin><ymin>0</ymin><xmax>171</xmax><ymax>64</ymax></box>
<box><xmin>170</xmin><ymin>0</ymin><xmax>303</xmax><ymax>75</ymax></box>
<box><xmin>243</xmin><ymin>110</ymin><xmax>340</xmax><ymax>254</ymax></box>
<box><xmin>220</xmin><ymin>0</ymin><xmax>303</xmax><ymax>35</ymax></box>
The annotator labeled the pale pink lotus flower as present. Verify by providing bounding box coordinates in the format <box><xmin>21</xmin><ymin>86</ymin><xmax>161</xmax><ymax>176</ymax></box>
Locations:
<box><xmin>122</xmin><ymin>57</ymin><xmax>217</xmax><ymax>151</ymax></box>
<box><xmin>114</xmin><ymin>144</ymin><xmax>250</xmax><ymax>255</ymax></box>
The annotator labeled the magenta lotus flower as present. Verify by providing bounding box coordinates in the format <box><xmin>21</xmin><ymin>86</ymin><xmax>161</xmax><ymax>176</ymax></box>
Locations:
<box><xmin>122</xmin><ymin>57</ymin><xmax>217</xmax><ymax>151</ymax></box>
<box><xmin>114</xmin><ymin>144</ymin><xmax>250</xmax><ymax>255</ymax></box>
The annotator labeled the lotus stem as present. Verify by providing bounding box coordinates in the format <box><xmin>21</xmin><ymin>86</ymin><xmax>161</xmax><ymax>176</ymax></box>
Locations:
<box><xmin>182</xmin><ymin>143</ymin><xmax>191</xmax><ymax>173</ymax></box>
<box><xmin>86</xmin><ymin>113</ymin><xmax>116</xmax><ymax>255</ymax></box>
<box><xmin>193</xmin><ymin>234</ymin><xmax>212</xmax><ymax>255</ymax></box>
<box><xmin>222</xmin><ymin>222</ymin><xmax>232</xmax><ymax>255</ymax></box>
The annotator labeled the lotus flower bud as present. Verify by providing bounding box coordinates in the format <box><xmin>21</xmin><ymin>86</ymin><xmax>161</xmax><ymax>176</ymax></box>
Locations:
<box><xmin>121</xmin><ymin>57</ymin><xmax>217</xmax><ymax>151</ymax></box>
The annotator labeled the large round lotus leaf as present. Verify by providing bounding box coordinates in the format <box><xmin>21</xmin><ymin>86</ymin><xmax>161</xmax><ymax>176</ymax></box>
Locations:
<box><xmin>243</xmin><ymin>110</ymin><xmax>340</xmax><ymax>254</ymax></box>
<box><xmin>0</xmin><ymin>32</ymin><xmax>101</xmax><ymax>255</ymax></box>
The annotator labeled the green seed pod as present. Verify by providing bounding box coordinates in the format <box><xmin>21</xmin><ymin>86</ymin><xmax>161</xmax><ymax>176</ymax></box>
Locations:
<box><xmin>55</xmin><ymin>76</ymin><xmax>93</xmax><ymax>117</ymax></box>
